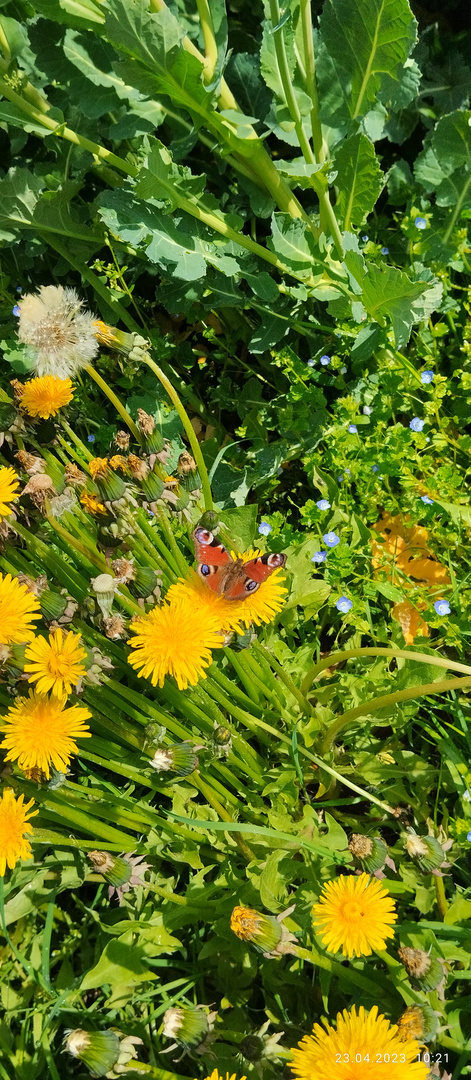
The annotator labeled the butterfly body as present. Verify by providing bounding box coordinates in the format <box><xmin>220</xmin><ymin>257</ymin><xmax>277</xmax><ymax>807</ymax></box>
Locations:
<box><xmin>193</xmin><ymin>526</ymin><xmax>287</xmax><ymax>601</ymax></box>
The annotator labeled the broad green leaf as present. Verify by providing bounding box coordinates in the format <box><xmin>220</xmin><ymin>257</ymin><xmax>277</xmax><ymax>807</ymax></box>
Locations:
<box><xmin>226</xmin><ymin>51</ymin><xmax>272</xmax><ymax>123</ymax></box>
<box><xmin>268</xmin><ymin>213</ymin><xmax>321</xmax><ymax>275</ymax></box>
<box><xmin>345</xmin><ymin>250</ymin><xmax>442</xmax><ymax>347</ymax></box>
<box><xmin>63</xmin><ymin>27</ymin><xmax>143</xmax><ymax>99</ymax></box>
<box><xmin>28</xmin><ymin>0</ymin><xmax>104</xmax><ymax>27</ymax></box>
<box><xmin>317</xmin><ymin>0</ymin><xmax>417</xmax><ymax>133</ymax></box>
<box><xmin>0</xmin><ymin>168</ymin><xmax>43</xmax><ymax>240</ymax></box>
<box><xmin>333</xmin><ymin>133</ymin><xmax>383</xmax><ymax>229</ymax></box>
<box><xmin>415</xmin><ymin>110</ymin><xmax>471</xmax><ymax>218</ymax></box>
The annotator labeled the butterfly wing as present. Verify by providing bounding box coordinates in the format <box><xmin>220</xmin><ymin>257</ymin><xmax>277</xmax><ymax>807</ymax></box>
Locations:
<box><xmin>193</xmin><ymin>527</ymin><xmax>233</xmax><ymax>594</ymax></box>
<box><xmin>222</xmin><ymin>553</ymin><xmax>287</xmax><ymax>600</ymax></box>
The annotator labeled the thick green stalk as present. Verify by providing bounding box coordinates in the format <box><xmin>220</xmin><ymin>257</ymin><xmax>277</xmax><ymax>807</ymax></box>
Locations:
<box><xmin>195</xmin><ymin>0</ymin><xmax>218</xmax><ymax>82</ymax></box>
<box><xmin>292</xmin><ymin>944</ymin><xmax>397</xmax><ymax>1004</ymax></box>
<box><xmin>140</xmin><ymin>352</ymin><xmax>213</xmax><ymax>511</ymax></box>
<box><xmin>85</xmin><ymin>364</ymin><xmax>142</xmax><ymax>444</ymax></box>
<box><xmin>253</xmin><ymin>641</ymin><xmax>316</xmax><ymax>717</ymax></box>
<box><xmin>299</xmin><ymin>0</ymin><xmax>327</xmax><ymax>163</ymax></box>
<box><xmin>301</xmin><ymin>646</ymin><xmax>471</xmax><ymax>695</ymax></box>
<box><xmin>321</xmin><ymin>675</ymin><xmax>471</xmax><ymax>754</ymax></box>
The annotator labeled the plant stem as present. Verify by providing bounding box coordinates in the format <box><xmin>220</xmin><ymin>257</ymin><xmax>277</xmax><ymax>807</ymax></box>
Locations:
<box><xmin>321</xmin><ymin>675</ymin><xmax>471</xmax><ymax>754</ymax></box>
<box><xmin>85</xmin><ymin>365</ymin><xmax>142</xmax><ymax>444</ymax></box>
<box><xmin>195</xmin><ymin>0</ymin><xmax>218</xmax><ymax>82</ymax></box>
<box><xmin>299</xmin><ymin>0</ymin><xmax>327</xmax><ymax>163</ymax></box>
<box><xmin>301</xmin><ymin>645</ymin><xmax>471</xmax><ymax>695</ymax></box>
<box><xmin>435</xmin><ymin>874</ymin><xmax>448</xmax><ymax>918</ymax></box>
<box><xmin>140</xmin><ymin>352</ymin><xmax>213</xmax><ymax>511</ymax></box>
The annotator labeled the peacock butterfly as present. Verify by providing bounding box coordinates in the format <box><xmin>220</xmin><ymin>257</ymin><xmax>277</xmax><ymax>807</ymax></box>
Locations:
<box><xmin>192</xmin><ymin>526</ymin><xmax>287</xmax><ymax>601</ymax></box>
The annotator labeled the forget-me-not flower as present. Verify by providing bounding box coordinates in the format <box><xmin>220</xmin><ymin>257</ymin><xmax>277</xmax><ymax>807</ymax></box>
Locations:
<box><xmin>415</xmin><ymin>216</ymin><xmax>427</xmax><ymax>230</ymax></box>
<box><xmin>336</xmin><ymin>596</ymin><xmax>352</xmax><ymax>613</ymax></box>
<box><xmin>320</xmin><ymin>355</ymin><xmax>331</xmax><ymax>366</ymax></box>
<box><xmin>410</xmin><ymin>417</ymin><xmax>425</xmax><ymax>432</ymax></box>
<box><xmin>421</xmin><ymin>370</ymin><xmax>434</xmax><ymax>384</ymax></box>
<box><xmin>258</xmin><ymin>521</ymin><xmax>272</xmax><ymax>536</ymax></box>
<box><xmin>421</xmin><ymin>495</ymin><xmax>434</xmax><ymax>505</ymax></box>
<box><xmin>363</xmin><ymin>405</ymin><xmax>372</xmax><ymax>415</ymax></box>
<box><xmin>463</xmin><ymin>790</ymin><xmax>471</xmax><ymax>802</ymax></box>
<box><xmin>362</xmin><ymin>236</ymin><xmax>369</xmax><ymax>242</ymax></box>
<box><xmin>348</xmin><ymin>424</ymin><xmax>358</xmax><ymax>434</ymax></box>
<box><xmin>372</xmin><ymin>464</ymin><xmax>379</xmax><ymax>473</ymax></box>
<box><xmin>311</xmin><ymin>551</ymin><xmax>327</xmax><ymax>563</ymax></box>
<box><xmin>434</xmin><ymin>600</ymin><xmax>450</xmax><ymax>616</ymax></box>
<box><xmin>307</xmin><ymin>358</ymin><xmax>316</xmax><ymax>367</ymax></box>
<box><xmin>381</xmin><ymin>246</ymin><xmax>389</xmax><ymax>255</ymax></box>
<box><xmin>323</xmin><ymin>531</ymin><xmax>340</xmax><ymax>548</ymax></box>
<box><xmin>316</xmin><ymin>499</ymin><xmax>331</xmax><ymax>511</ymax></box>
<box><xmin>87</xmin><ymin>433</ymin><xmax>96</xmax><ymax>443</ymax></box>
<box><xmin>467</xmin><ymin>831</ymin><xmax>471</xmax><ymax>842</ymax></box>
<box><xmin>12</xmin><ymin>305</ymin><xmax>21</xmax><ymax>317</ymax></box>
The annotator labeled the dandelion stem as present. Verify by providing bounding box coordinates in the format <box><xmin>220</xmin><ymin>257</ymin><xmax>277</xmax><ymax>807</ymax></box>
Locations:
<box><xmin>85</xmin><ymin>364</ymin><xmax>142</xmax><ymax>444</ymax></box>
<box><xmin>301</xmin><ymin>645</ymin><xmax>471</xmax><ymax>695</ymax></box>
<box><xmin>139</xmin><ymin>353</ymin><xmax>213</xmax><ymax>511</ymax></box>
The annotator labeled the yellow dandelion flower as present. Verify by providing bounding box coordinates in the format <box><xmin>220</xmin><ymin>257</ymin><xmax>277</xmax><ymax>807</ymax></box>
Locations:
<box><xmin>0</xmin><ymin>691</ymin><xmax>92</xmax><ymax>779</ymax></box>
<box><xmin>166</xmin><ymin>572</ymin><xmax>244</xmax><ymax>634</ymax></box>
<box><xmin>0</xmin><ymin>788</ymin><xmax>38</xmax><ymax>875</ymax></box>
<box><xmin>127</xmin><ymin>598</ymin><xmax>224</xmax><ymax>690</ymax></box>
<box><xmin>109</xmin><ymin>455</ymin><xmax>128</xmax><ymax>473</ymax></box>
<box><xmin>88</xmin><ymin>457</ymin><xmax>110</xmax><ymax>480</ymax></box>
<box><xmin>24</xmin><ymin>629</ymin><xmax>87</xmax><ymax>697</ymax></box>
<box><xmin>20</xmin><ymin>375</ymin><xmax>74</xmax><ymax>418</ymax></box>
<box><xmin>80</xmin><ymin>491</ymin><xmax>108</xmax><ymax>515</ymax></box>
<box><xmin>199</xmin><ymin>1072</ymin><xmax>246</xmax><ymax>1080</ymax></box>
<box><xmin>312</xmin><ymin>872</ymin><xmax>397</xmax><ymax>959</ymax></box>
<box><xmin>289</xmin><ymin>1005</ymin><xmax>428</xmax><ymax>1080</ymax></box>
<box><xmin>0</xmin><ymin>573</ymin><xmax>41</xmax><ymax>644</ymax></box>
<box><xmin>0</xmin><ymin>467</ymin><xmax>20</xmax><ymax>521</ymax></box>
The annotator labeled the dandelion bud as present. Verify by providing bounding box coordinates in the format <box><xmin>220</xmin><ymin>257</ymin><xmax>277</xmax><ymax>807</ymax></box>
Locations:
<box><xmin>240</xmin><ymin>1034</ymin><xmax>264</xmax><ymax>1061</ymax></box>
<box><xmin>127</xmin><ymin>454</ymin><xmax>149</xmax><ymax>482</ymax></box>
<box><xmin>81</xmin><ymin>492</ymin><xmax>108</xmax><ymax>516</ymax></box>
<box><xmin>111</xmin><ymin>558</ymin><xmax>135</xmax><ymax>583</ymax></box>
<box><xmin>162</xmin><ymin>1006</ymin><xmax>208</xmax><ymax>1049</ymax></box>
<box><xmin>397</xmin><ymin>1004</ymin><xmax>437</xmax><ymax>1043</ymax></box>
<box><xmin>18</xmin><ymin>286</ymin><xmax>99</xmax><ymax>378</ymax></box>
<box><xmin>102</xmin><ymin>615</ymin><xmax>127</xmax><ymax>640</ymax></box>
<box><xmin>404</xmin><ymin>832</ymin><xmax>445</xmax><ymax>871</ymax></box>
<box><xmin>173</xmin><ymin>488</ymin><xmax>190</xmax><ymax>512</ymax></box>
<box><xmin>0</xmin><ymin>402</ymin><xmax>17</xmax><ymax>431</ymax></box>
<box><xmin>141</xmin><ymin>468</ymin><xmax>165</xmax><ymax>502</ymax></box>
<box><xmin>177</xmin><ymin>451</ymin><xmax>197</xmax><ymax>476</ymax></box>
<box><xmin>89</xmin><ymin>458</ymin><xmax>126</xmax><ymax>502</ymax></box>
<box><xmin>40</xmin><ymin>590</ymin><xmax>69</xmax><ymax>622</ymax></box>
<box><xmin>348</xmin><ymin>833</ymin><xmax>388</xmax><ymax>873</ymax></box>
<box><xmin>230</xmin><ymin>905</ymin><xmax>297</xmax><ymax>957</ymax></box>
<box><xmin>131</xmin><ymin>567</ymin><xmax>159</xmax><ymax>599</ymax></box>
<box><xmin>115</xmin><ymin>430</ymin><xmax>130</xmax><ymax>450</ymax></box>
<box><xmin>136</xmin><ymin>409</ymin><xmax>164</xmax><ymax>453</ymax></box>
<box><xmin>91</xmin><ymin>573</ymin><xmax>119</xmax><ymax>617</ymax></box>
<box><xmin>88</xmin><ymin>850</ymin><xmax>132</xmax><ymax>888</ymax></box>
<box><xmin>397</xmin><ymin>946</ymin><xmax>443</xmax><ymax>990</ymax></box>
<box><xmin>149</xmin><ymin>742</ymin><xmax>199</xmax><ymax>777</ymax></box>
<box><xmin>63</xmin><ymin>1029</ymin><xmax>121</xmax><ymax>1077</ymax></box>
<box><xmin>15</xmin><ymin>450</ymin><xmax>45</xmax><ymax>474</ymax></box>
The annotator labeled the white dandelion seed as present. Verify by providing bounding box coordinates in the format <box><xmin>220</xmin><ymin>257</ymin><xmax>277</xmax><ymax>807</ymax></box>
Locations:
<box><xmin>17</xmin><ymin>285</ymin><xmax>99</xmax><ymax>378</ymax></box>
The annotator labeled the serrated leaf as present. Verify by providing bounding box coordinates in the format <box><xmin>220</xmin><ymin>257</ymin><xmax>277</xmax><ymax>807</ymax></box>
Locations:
<box><xmin>0</xmin><ymin>167</ymin><xmax>43</xmax><ymax>240</ymax></box>
<box><xmin>268</xmin><ymin>213</ymin><xmax>321</xmax><ymax>275</ymax></box>
<box><xmin>317</xmin><ymin>0</ymin><xmax>417</xmax><ymax>135</ymax></box>
<box><xmin>415</xmin><ymin>109</ymin><xmax>471</xmax><ymax>214</ymax></box>
<box><xmin>333</xmin><ymin>133</ymin><xmax>383</xmax><ymax>229</ymax></box>
<box><xmin>345</xmin><ymin>250</ymin><xmax>442</xmax><ymax>347</ymax></box>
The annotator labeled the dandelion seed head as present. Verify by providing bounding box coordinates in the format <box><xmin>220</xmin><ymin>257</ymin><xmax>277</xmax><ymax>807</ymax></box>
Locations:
<box><xmin>17</xmin><ymin>285</ymin><xmax>99</xmax><ymax>378</ymax></box>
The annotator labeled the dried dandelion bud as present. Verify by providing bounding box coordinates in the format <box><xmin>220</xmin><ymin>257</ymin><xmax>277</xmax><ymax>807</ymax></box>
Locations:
<box><xmin>177</xmin><ymin>451</ymin><xmax>196</xmax><ymax>476</ymax></box>
<box><xmin>398</xmin><ymin>946</ymin><xmax>443</xmax><ymax>990</ymax></box>
<box><xmin>111</xmin><ymin>558</ymin><xmax>135</xmax><ymax>583</ymax></box>
<box><xmin>63</xmin><ymin>1029</ymin><xmax>121</xmax><ymax>1077</ymax></box>
<box><xmin>162</xmin><ymin>1006</ymin><xmax>208</xmax><ymax>1049</ymax></box>
<box><xmin>15</xmin><ymin>451</ymin><xmax>46</xmax><ymax>475</ymax></box>
<box><xmin>404</xmin><ymin>832</ymin><xmax>445</xmax><ymax>871</ymax></box>
<box><xmin>91</xmin><ymin>573</ymin><xmax>119</xmax><ymax>616</ymax></box>
<box><xmin>115</xmin><ymin>430</ymin><xmax>130</xmax><ymax>450</ymax></box>
<box><xmin>149</xmin><ymin>742</ymin><xmax>199</xmax><ymax>777</ymax></box>
<box><xmin>64</xmin><ymin>462</ymin><xmax>87</xmax><ymax>485</ymax></box>
<box><xmin>348</xmin><ymin>833</ymin><xmax>388</xmax><ymax>873</ymax></box>
<box><xmin>102</xmin><ymin>615</ymin><xmax>127</xmax><ymax>640</ymax></box>
<box><xmin>109</xmin><ymin>455</ymin><xmax>128</xmax><ymax>474</ymax></box>
<box><xmin>396</xmin><ymin>1004</ymin><xmax>437</xmax><ymax>1043</ymax></box>
<box><xmin>137</xmin><ymin>408</ymin><xmax>164</xmax><ymax>452</ymax></box>
<box><xmin>127</xmin><ymin>454</ymin><xmax>149</xmax><ymax>482</ymax></box>
<box><xmin>141</xmin><ymin>468</ymin><xmax>165</xmax><ymax>502</ymax></box>
<box><xmin>89</xmin><ymin>458</ymin><xmax>126</xmax><ymax>502</ymax></box>
<box><xmin>18</xmin><ymin>285</ymin><xmax>98</xmax><ymax>378</ymax></box>
<box><xmin>88</xmin><ymin>850</ymin><xmax>132</xmax><ymax>888</ymax></box>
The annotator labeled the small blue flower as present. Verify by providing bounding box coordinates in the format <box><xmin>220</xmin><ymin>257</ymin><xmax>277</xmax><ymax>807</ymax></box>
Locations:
<box><xmin>463</xmin><ymin>790</ymin><xmax>471</xmax><ymax>802</ymax></box>
<box><xmin>307</xmin><ymin>358</ymin><xmax>316</xmax><ymax>367</ymax></box>
<box><xmin>345</xmin><ymin>468</ymin><xmax>351</xmax><ymax>476</ymax></box>
<box><xmin>336</xmin><ymin>596</ymin><xmax>352</xmax><ymax>613</ymax></box>
<box><xmin>147</xmin><ymin>509</ymin><xmax>155</xmax><ymax>516</ymax></box>
<box><xmin>415</xmin><ymin>216</ymin><xmax>427</xmax><ymax>230</ymax></box>
<box><xmin>381</xmin><ymin>246</ymin><xmax>389</xmax><ymax>255</ymax></box>
<box><xmin>434</xmin><ymin>600</ymin><xmax>450</xmax><ymax>616</ymax></box>
<box><xmin>337</xmin><ymin>474</ymin><xmax>343</xmax><ymax>482</ymax></box>
<box><xmin>362</xmin><ymin>235</ymin><xmax>369</xmax><ymax>242</ymax></box>
<box><xmin>421</xmin><ymin>495</ymin><xmax>434</xmax><ymax>505</ymax></box>
<box><xmin>348</xmin><ymin>424</ymin><xmax>358</xmax><ymax>434</ymax></box>
<box><xmin>363</xmin><ymin>405</ymin><xmax>372</xmax><ymax>415</ymax></box>
<box><xmin>87</xmin><ymin>434</ymin><xmax>96</xmax><ymax>443</ymax></box>
<box><xmin>323</xmin><ymin>531</ymin><xmax>340</xmax><ymax>548</ymax></box>
<box><xmin>12</xmin><ymin>305</ymin><xmax>21</xmax><ymax>317</ymax></box>
<box><xmin>15</xmin><ymin>286</ymin><xmax>22</xmax><ymax>293</ymax></box>
<box><xmin>372</xmin><ymin>464</ymin><xmax>379</xmax><ymax>473</ymax></box>
<box><xmin>258</xmin><ymin>521</ymin><xmax>272</xmax><ymax>536</ymax></box>
<box><xmin>316</xmin><ymin>499</ymin><xmax>331</xmax><ymax>511</ymax></box>
<box><xmin>410</xmin><ymin>417</ymin><xmax>425</xmax><ymax>432</ymax></box>
<box><xmin>320</xmin><ymin>355</ymin><xmax>331</xmax><ymax>366</ymax></box>
<box><xmin>311</xmin><ymin>550</ymin><xmax>327</xmax><ymax>563</ymax></box>
<box><xmin>421</xmin><ymin>370</ymin><xmax>434</xmax><ymax>384</ymax></box>
<box><xmin>467</xmin><ymin>830</ymin><xmax>471</xmax><ymax>842</ymax></box>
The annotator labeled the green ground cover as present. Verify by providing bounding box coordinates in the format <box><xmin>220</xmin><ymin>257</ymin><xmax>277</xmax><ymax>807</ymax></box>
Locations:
<box><xmin>0</xmin><ymin>0</ymin><xmax>471</xmax><ymax>1077</ymax></box>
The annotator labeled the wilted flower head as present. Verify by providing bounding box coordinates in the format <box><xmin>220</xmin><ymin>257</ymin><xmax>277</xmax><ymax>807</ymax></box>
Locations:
<box><xmin>17</xmin><ymin>286</ymin><xmax>98</xmax><ymax>378</ymax></box>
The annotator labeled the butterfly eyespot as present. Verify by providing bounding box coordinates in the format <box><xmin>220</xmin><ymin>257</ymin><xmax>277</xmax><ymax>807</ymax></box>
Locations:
<box><xmin>245</xmin><ymin>580</ymin><xmax>259</xmax><ymax>593</ymax></box>
<box><xmin>267</xmin><ymin>554</ymin><xmax>284</xmax><ymax>568</ymax></box>
<box><xmin>195</xmin><ymin>528</ymin><xmax>214</xmax><ymax>544</ymax></box>
<box><xmin>201</xmin><ymin>564</ymin><xmax>211</xmax><ymax>576</ymax></box>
